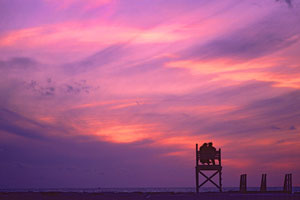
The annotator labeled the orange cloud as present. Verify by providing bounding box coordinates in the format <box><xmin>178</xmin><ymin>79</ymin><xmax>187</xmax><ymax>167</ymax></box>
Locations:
<box><xmin>222</xmin><ymin>158</ymin><xmax>254</xmax><ymax>169</ymax></box>
<box><xmin>165</xmin><ymin>57</ymin><xmax>279</xmax><ymax>75</ymax></box>
<box><xmin>0</xmin><ymin>21</ymin><xmax>186</xmax><ymax>50</ymax></box>
<box><xmin>218</xmin><ymin>70</ymin><xmax>300</xmax><ymax>89</ymax></box>
<box><xmin>166</xmin><ymin>55</ymin><xmax>300</xmax><ymax>89</ymax></box>
<box><xmin>94</xmin><ymin>124</ymin><xmax>160</xmax><ymax>143</ymax></box>
<box><xmin>161</xmin><ymin>150</ymin><xmax>190</xmax><ymax>158</ymax></box>
<box><xmin>155</xmin><ymin>135</ymin><xmax>228</xmax><ymax>150</ymax></box>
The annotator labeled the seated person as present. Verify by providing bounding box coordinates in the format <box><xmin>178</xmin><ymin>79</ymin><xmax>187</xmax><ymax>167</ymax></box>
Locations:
<box><xmin>199</xmin><ymin>143</ymin><xmax>210</xmax><ymax>165</ymax></box>
<box><xmin>207</xmin><ymin>142</ymin><xmax>216</xmax><ymax>165</ymax></box>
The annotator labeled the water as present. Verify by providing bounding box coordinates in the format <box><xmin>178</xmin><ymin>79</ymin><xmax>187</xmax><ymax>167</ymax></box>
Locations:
<box><xmin>0</xmin><ymin>187</ymin><xmax>299</xmax><ymax>193</ymax></box>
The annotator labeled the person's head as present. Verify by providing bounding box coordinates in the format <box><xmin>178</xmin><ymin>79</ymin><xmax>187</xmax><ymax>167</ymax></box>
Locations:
<box><xmin>203</xmin><ymin>143</ymin><xmax>207</xmax><ymax>146</ymax></box>
<box><xmin>208</xmin><ymin>142</ymin><xmax>213</xmax><ymax>146</ymax></box>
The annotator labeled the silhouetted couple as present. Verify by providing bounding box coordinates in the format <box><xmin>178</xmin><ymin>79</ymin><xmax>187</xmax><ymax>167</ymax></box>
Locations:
<box><xmin>200</xmin><ymin>142</ymin><xmax>216</xmax><ymax>165</ymax></box>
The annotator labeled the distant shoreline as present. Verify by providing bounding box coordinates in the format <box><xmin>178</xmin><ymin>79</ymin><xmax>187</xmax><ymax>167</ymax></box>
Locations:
<box><xmin>1</xmin><ymin>191</ymin><xmax>300</xmax><ymax>200</ymax></box>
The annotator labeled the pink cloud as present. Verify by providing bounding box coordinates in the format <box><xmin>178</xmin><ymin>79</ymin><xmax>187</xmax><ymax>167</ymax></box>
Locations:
<box><xmin>44</xmin><ymin>0</ymin><xmax>113</xmax><ymax>10</ymax></box>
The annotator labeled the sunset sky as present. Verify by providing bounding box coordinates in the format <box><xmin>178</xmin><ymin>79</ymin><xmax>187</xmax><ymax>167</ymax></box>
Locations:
<box><xmin>0</xmin><ymin>0</ymin><xmax>300</xmax><ymax>188</ymax></box>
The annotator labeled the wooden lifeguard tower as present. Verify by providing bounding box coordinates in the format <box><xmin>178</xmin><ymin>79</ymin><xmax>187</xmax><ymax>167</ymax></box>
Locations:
<box><xmin>195</xmin><ymin>143</ymin><xmax>222</xmax><ymax>192</ymax></box>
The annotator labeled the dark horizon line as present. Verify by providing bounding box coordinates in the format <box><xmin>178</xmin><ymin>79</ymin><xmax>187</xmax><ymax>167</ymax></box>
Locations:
<box><xmin>1</xmin><ymin>186</ymin><xmax>299</xmax><ymax>189</ymax></box>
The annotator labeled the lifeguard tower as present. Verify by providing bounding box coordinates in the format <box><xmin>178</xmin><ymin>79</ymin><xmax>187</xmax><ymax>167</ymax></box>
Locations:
<box><xmin>195</xmin><ymin>143</ymin><xmax>222</xmax><ymax>192</ymax></box>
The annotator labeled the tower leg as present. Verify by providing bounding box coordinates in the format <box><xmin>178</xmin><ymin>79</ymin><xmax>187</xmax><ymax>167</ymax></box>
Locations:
<box><xmin>195</xmin><ymin>167</ymin><xmax>199</xmax><ymax>193</ymax></box>
<box><xmin>219</xmin><ymin>170</ymin><xmax>222</xmax><ymax>192</ymax></box>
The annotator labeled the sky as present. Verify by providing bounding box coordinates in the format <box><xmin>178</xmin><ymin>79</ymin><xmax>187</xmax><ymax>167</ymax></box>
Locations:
<box><xmin>0</xmin><ymin>0</ymin><xmax>300</xmax><ymax>188</ymax></box>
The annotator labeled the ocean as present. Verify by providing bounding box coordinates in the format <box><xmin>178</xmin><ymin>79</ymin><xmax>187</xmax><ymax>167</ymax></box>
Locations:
<box><xmin>0</xmin><ymin>187</ymin><xmax>299</xmax><ymax>193</ymax></box>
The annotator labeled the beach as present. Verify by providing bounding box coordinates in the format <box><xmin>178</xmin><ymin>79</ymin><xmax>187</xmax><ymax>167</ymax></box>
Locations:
<box><xmin>1</xmin><ymin>192</ymin><xmax>300</xmax><ymax>200</ymax></box>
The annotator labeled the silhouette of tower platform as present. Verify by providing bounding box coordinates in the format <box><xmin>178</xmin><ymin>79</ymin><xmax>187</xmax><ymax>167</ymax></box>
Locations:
<box><xmin>195</xmin><ymin>143</ymin><xmax>222</xmax><ymax>192</ymax></box>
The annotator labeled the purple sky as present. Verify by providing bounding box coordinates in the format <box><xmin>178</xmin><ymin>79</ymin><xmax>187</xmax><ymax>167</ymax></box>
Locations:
<box><xmin>0</xmin><ymin>0</ymin><xmax>300</xmax><ymax>188</ymax></box>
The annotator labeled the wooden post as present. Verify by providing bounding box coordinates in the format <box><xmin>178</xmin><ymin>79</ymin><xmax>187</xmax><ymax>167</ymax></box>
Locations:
<box><xmin>260</xmin><ymin>174</ymin><xmax>267</xmax><ymax>192</ymax></box>
<box><xmin>290</xmin><ymin>174</ymin><xmax>293</xmax><ymax>193</ymax></box>
<box><xmin>284</xmin><ymin>174</ymin><xmax>287</xmax><ymax>192</ymax></box>
<box><xmin>284</xmin><ymin>174</ymin><xmax>292</xmax><ymax>193</ymax></box>
<box><xmin>240</xmin><ymin>174</ymin><xmax>247</xmax><ymax>192</ymax></box>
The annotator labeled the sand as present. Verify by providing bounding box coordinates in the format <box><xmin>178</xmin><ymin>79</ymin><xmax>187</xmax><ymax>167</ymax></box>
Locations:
<box><xmin>1</xmin><ymin>192</ymin><xmax>300</xmax><ymax>200</ymax></box>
